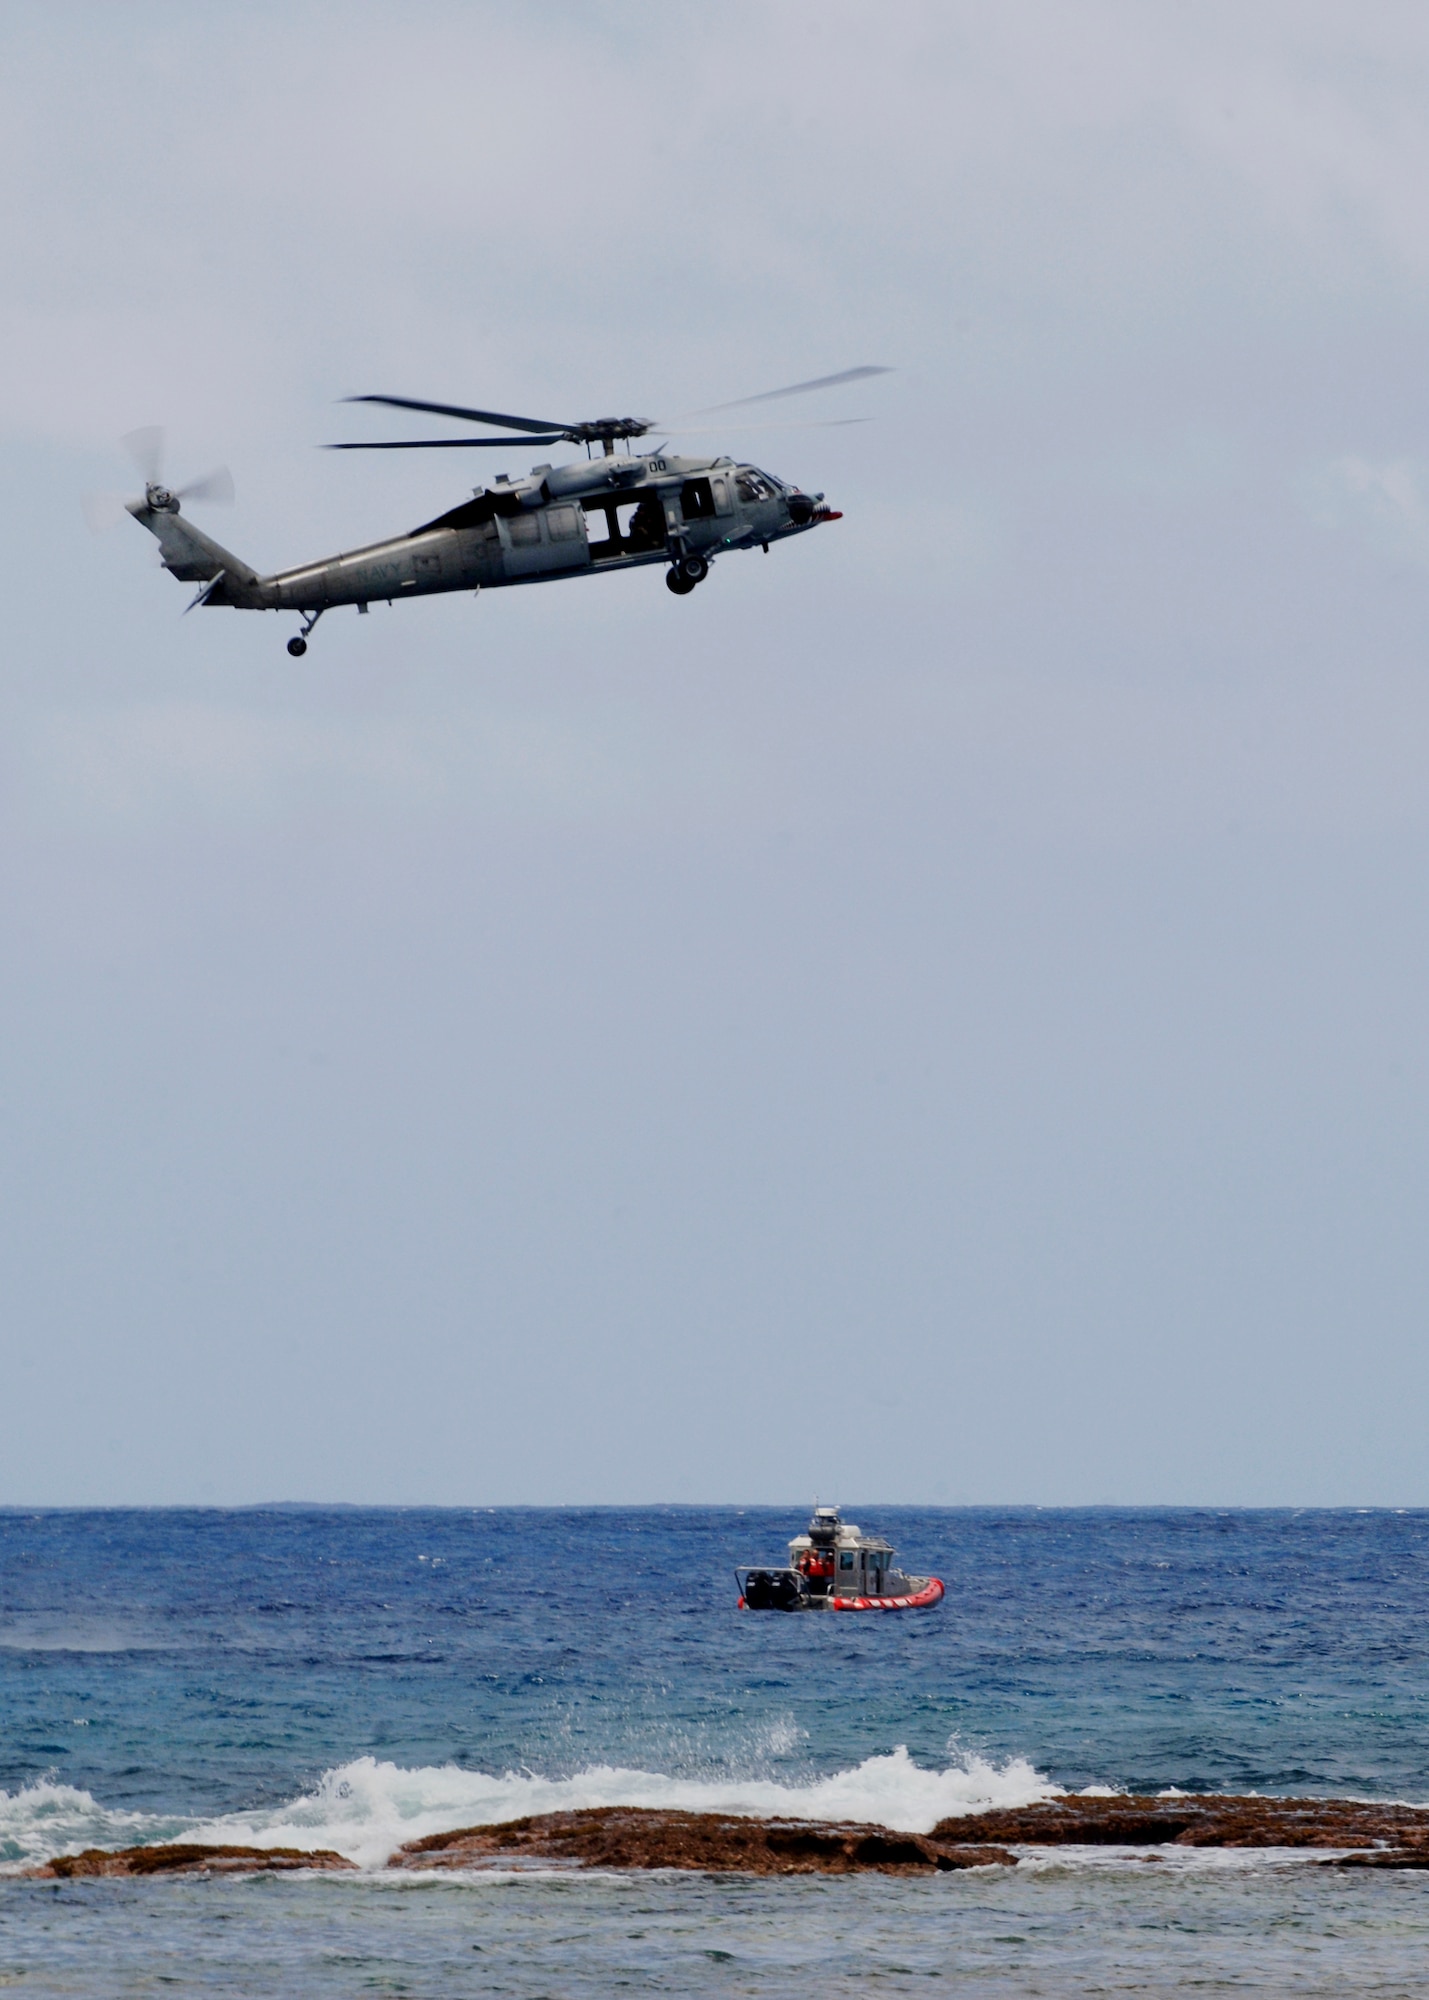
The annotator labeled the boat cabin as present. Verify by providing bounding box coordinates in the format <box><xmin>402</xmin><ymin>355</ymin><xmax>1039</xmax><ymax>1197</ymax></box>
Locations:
<box><xmin>785</xmin><ymin>1507</ymin><xmax>912</xmax><ymax>1600</ymax></box>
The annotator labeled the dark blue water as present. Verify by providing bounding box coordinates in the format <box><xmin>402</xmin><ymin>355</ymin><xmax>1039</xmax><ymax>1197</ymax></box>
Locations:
<box><xmin>4</xmin><ymin>1507</ymin><xmax>1429</xmax><ymax>1995</ymax></box>
<box><xmin>6</xmin><ymin>1506</ymin><xmax>1429</xmax><ymax>1814</ymax></box>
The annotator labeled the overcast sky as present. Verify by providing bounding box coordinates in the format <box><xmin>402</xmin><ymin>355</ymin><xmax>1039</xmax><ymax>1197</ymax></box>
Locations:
<box><xmin>5</xmin><ymin>2</ymin><xmax>1429</xmax><ymax>1504</ymax></box>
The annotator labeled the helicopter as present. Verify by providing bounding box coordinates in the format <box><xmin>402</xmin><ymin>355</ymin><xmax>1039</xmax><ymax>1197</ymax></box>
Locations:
<box><xmin>110</xmin><ymin>367</ymin><xmax>888</xmax><ymax>656</ymax></box>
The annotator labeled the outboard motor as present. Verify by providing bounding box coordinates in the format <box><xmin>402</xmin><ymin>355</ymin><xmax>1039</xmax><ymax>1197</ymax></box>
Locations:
<box><xmin>744</xmin><ymin>1568</ymin><xmax>808</xmax><ymax>1611</ymax></box>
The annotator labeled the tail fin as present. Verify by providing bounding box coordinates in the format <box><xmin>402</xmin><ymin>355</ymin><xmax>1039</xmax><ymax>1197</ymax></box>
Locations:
<box><xmin>127</xmin><ymin>494</ymin><xmax>265</xmax><ymax>605</ymax></box>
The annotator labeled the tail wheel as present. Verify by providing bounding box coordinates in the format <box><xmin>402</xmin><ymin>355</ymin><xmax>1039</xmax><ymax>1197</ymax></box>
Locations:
<box><xmin>287</xmin><ymin>636</ymin><xmax>307</xmax><ymax>657</ymax></box>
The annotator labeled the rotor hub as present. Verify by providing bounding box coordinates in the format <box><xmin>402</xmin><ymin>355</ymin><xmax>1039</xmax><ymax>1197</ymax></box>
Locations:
<box><xmin>565</xmin><ymin>417</ymin><xmax>652</xmax><ymax>446</ymax></box>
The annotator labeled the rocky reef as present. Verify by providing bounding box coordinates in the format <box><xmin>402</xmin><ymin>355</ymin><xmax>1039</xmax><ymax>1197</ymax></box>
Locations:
<box><xmin>28</xmin><ymin>1843</ymin><xmax>356</xmax><ymax>1879</ymax></box>
<box><xmin>395</xmin><ymin>1796</ymin><xmax>1429</xmax><ymax>1874</ymax></box>
<box><xmin>26</xmin><ymin>1794</ymin><xmax>1429</xmax><ymax>1880</ymax></box>
<box><xmin>934</xmin><ymin>1793</ymin><xmax>1429</xmax><ymax>1864</ymax></box>
<box><xmin>392</xmin><ymin>1807</ymin><xmax>1016</xmax><ymax>1875</ymax></box>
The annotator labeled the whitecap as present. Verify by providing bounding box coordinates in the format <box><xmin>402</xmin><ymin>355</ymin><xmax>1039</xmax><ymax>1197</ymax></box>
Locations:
<box><xmin>177</xmin><ymin>1746</ymin><xmax>1061</xmax><ymax>1872</ymax></box>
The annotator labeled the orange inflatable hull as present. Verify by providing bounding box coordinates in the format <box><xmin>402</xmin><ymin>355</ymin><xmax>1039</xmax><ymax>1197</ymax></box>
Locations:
<box><xmin>829</xmin><ymin>1577</ymin><xmax>945</xmax><ymax>1611</ymax></box>
<box><xmin>737</xmin><ymin>1577</ymin><xmax>945</xmax><ymax>1612</ymax></box>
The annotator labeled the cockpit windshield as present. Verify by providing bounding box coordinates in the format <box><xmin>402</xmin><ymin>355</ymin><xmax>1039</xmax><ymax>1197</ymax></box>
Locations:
<box><xmin>735</xmin><ymin>469</ymin><xmax>779</xmax><ymax>503</ymax></box>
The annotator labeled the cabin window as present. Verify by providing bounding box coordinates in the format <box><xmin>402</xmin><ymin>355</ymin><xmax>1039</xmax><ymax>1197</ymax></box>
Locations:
<box><xmin>711</xmin><ymin>477</ymin><xmax>732</xmax><ymax>515</ymax></box>
<box><xmin>547</xmin><ymin>505</ymin><xmax>580</xmax><ymax>541</ymax></box>
<box><xmin>839</xmin><ymin>1552</ymin><xmax>854</xmax><ymax>1570</ymax></box>
<box><xmin>509</xmin><ymin>513</ymin><xmax>541</xmax><ymax>546</ymax></box>
<box><xmin>680</xmin><ymin>478</ymin><xmax>716</xmax><ymax>520</ymax></box>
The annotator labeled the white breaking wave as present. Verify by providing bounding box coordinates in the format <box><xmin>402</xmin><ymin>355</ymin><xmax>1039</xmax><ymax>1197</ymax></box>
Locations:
<box><xmin>0</xmin><ymin>1780</ymin><xmax>189</xmax><ymax>1870</ymax></box>
<box><xmin>0</xmin><ymin>1749</ymin><xmax>1060</xmax><ymax>1874</ymax></box>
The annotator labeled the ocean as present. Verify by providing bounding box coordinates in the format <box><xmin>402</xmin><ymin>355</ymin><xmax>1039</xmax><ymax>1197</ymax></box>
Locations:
<box><xmin>3</xmin><ymin>1505</ymin><xmax>1429</xmax><ymax>1994</ymax></box>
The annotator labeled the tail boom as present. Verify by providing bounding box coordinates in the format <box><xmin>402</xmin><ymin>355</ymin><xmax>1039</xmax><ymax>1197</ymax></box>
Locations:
<box><xmin>127</xmin><ymin>495</ymin><xmax>271</xmax><ymax>607</ymax></box>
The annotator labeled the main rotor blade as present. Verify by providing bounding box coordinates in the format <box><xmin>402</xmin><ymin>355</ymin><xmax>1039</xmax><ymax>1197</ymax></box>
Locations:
<box><xmin>657</xmin><ymin>418</ymin><xmax>871</xmax><ymax>435</ymax></box>
<box><xmin>120</xmin><ymin>424</ymin><xmax>164</xmax><ymax>483</ymax></box>
<box><xmin>665</xmin><ymin>366</ymin><xmax>891</xmax><ymax>424</ymax></box>
<box><xmin>344</xmin><ymin>395</ymin><xmax>573</xmax><ymax>435</ymax></box>
<box><xmin>175</xmin><ymin>466</ymin><xmax>235</xmax><ymax>504</ymax></box>
<box><xmin>327</xmin><ymin>436</ymin><xmax>566</xmax><ymax>451</ymax></box>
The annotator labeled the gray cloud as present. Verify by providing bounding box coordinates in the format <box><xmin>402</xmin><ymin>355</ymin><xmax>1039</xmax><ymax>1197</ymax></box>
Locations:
<box><xmin>3</xmin><ymin>2</ymin><xmax>1429</xmax><ymax>1503</ymax></box>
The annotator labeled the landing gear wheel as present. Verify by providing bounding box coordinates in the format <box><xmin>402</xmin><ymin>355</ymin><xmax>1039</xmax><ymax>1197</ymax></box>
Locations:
<box><xmin>677</xmin><ymin>555</ymin><xmax>707</xmax><ymax>584</ymax></box>
<box><xmin>287</xmin><ymin>636</ymin><xmax>307</xmax><ymax>657</ymax></box>
<box><xmin>665</xmin><ymin>569</ymin><xmax>697</xmax><ymax>596</ymax></box>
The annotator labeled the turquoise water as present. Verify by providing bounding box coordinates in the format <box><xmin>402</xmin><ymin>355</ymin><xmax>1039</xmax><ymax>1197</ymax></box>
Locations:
<box><xmin>3</xmin><ymin>1507</ymin><xmax>1429</xmax><ymax>1992</ymax></box>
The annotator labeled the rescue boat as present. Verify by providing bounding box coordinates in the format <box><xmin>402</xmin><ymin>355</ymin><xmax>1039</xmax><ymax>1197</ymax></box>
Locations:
<box><xmin>738</xmin><ymin>1506</ymin><xmax>945</xmax><ymax>1612</ymax></box>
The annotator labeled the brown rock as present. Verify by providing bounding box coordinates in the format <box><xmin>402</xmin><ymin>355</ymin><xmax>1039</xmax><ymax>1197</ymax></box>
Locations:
<box><xmin>28</xmin><ymin>1842</ymin><xmax>356</xmax><ymax>1879</ymax></box>
<box><xmin>1327</xmin><ymin>1849</ymin><xmax>1429</xmax><ymax>1870</ymax></box>
<box><xmin>35</xmin><ymin>1797</ymin><xmax>1429</xmax><ymax>1882</ymax></box>
<box><xmin>390</xmin><ymin>1807</ymin><xmax>1017</xmax><ymax>1875</ymax></box>
<box><xmin>932</xmin><ymin>1794</ymin><xmax>1429</xmax><ymax>1853</ymax></box>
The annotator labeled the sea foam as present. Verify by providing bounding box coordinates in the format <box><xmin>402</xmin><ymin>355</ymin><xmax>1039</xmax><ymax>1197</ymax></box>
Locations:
<box><xmin>2</xmin><ymin>1750</ymin><xmax>1060</xmax><ymax>1874</ymax></box>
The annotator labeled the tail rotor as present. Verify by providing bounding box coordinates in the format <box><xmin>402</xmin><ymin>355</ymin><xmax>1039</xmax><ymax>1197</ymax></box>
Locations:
<box><xmin>84</xmin><ymin>426</ymin><xmax>235</xmax><ymax>531</ymax></box>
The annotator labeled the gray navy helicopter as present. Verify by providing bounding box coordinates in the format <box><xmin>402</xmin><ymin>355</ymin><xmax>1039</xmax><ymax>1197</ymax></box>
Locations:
<box><xmin>109</xmin><ymin>367</ymin><xmax>887</xmax><ymax>655</ymax></box>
